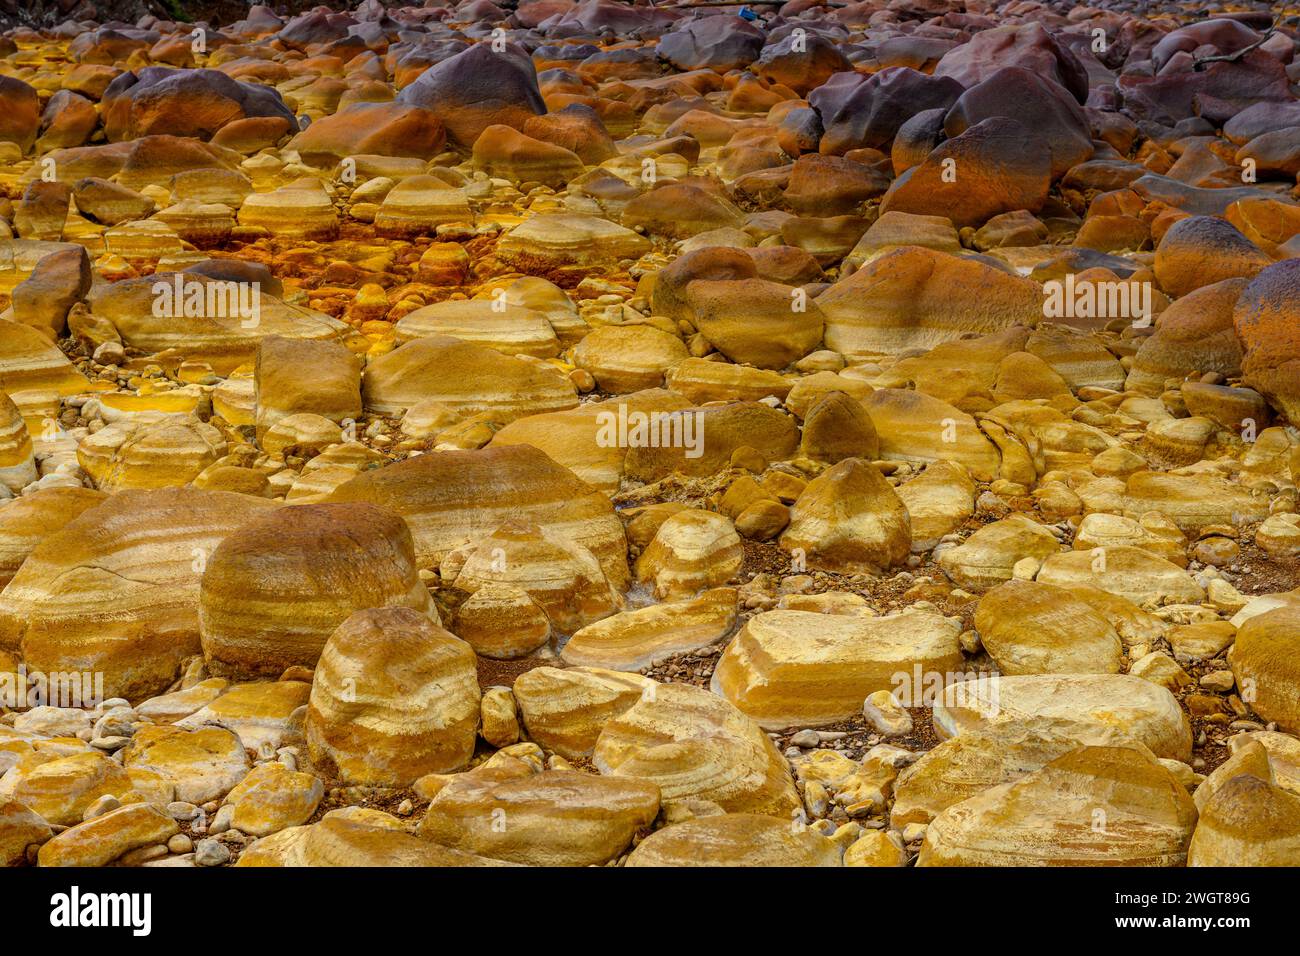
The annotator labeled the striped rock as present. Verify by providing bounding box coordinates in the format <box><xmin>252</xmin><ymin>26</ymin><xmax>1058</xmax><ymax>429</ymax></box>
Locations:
<box><xmin>975</xmin><ymin>580</ymin><xmax>1123</xmax><ymax>675</ymax></box>
<box><xmin>0</xmin><ymin>489</ymin><xmax>108</xmax><ymax>586</ymax></box>
<box><xmin>1154</xmin><ymin>216</ymin><xmax>1270</xmax><ymax>299</ymax></box>
<box><xmin>490</xmin><ymin>389</ymin><xmax>693</xmax><ymax>493</ymax></box>
<box><xmin>260</xmin><ymin>414</ymin><xmax>343</xmax><ymax>457</ymax></box>
<box><xmin>918</xmin><ymin>746</ymin><xmax>1197</xmax><ymax>866</ymax></box>
<box><xmin>1194</xmin><ymin>740</ymin><xmax>1275</xmax><ymax>812</ymax></box>
<box><xmin>635</xmin><ymin>508</ymin><xmax>742</xmax><ymax>600</ymax></box>
<box><xmin>592</xmin><ymin>682</ymin><xmax>801</xmax><ymax>816</ymax></box>
<box><xmin>133</xmin><ymin>678</ymin><xmax>229</xmax><ymax>725</ymax></box>
<box><xmin>394</xmin><ymin>299</ymin><xmax>560</xmax><ymax>358</ymax></box>
<box><xmin>77</xmin><ymin>414</ymin><xmax>226</xmax><ymax>492</ymax></box>
<box><xmin>1035</xmin><ymin>546</ymin><xmax>1205</xmax><ymax>608</ymax></box>
<box><xmin>237</xmin><ymin>179</ymin><xmax>339</xmax><ymax>240</ymax></box>
<box><xmin>361</xmin><ymin>335</ymin><xmax>577</xmax><ymax>418</ymax></box>
<box><xmin>1073</xmin><ymin>513</ymin><xmax>1186</xmax><ymax>567</ymax></box>
<box><xmin>121</xmin><ymin>725</ymin><xmax>250</xmax><ymax>805</ymax></box>
<box><xmin>573</xmin><ymin>324</ymin><xmax>688</xmax><ymax>393</ymax></box>
<box><xmin>561</xmin><ymin>587</ymin><xmax>738</xmax><ymax>671</ymax></box>
<box><xmin>626</xmin><ymin>813</ymin><xmax>844</xmax><ymax>867</ymax></box>
<box><xmin>874</xmin><ymin>328</ymin><xmax>1024</xmax><ymax>398</ymax></box>
<box><xmin>0</xmin><ymin>487</ymin><xmax>278</xmax><ymax>701</ymax></box>
<box><xmin>199</xmin><ymin>502</ymin><xmax>436</xmax><ymax>679</ymax></box>
<box><xmin>419</xmin><ymin>763</ymin><xmax>660</xmax><ymax>867</ymax></box>
<box><xmin>1229</xmin><ymin>606</ymin><xmax>1300</xmax><ymax>735</ymax></box>
<box><xmin>306</xmin><ymin>607</ymin><xmax>480</xmax><ymax>786</ymax></box>
<box><xmin>472</xmin><ymin>124</ymin><xmax>584</xmax><ymax>187</ymax></box>
<box><xmin>238</xmin><ymin>814</ymin><xmax>513</xmax><ymax>867</ymax></box>
<box><xmin>712</xmin><ymin>608</ymin><xmax>964</xmax><ymax>730</ymax></box>
<box><xmin>784</xmin><ymin>371</ymin><xmax>874</xmax><ymax>419</ymax></box>
<box><xmin>683</xmin><ymin>277</ymin><xmax>826</xmax><ymax>370</ymax></box>
<box><xmin>664</xmin><ymin>359</ymin><xmax>791</xmax><ymax>405</ymax></box>
<box><xmin>327</xmin><ymin>444</ymin><xmax>629</xmax><ymax>587</ymax></box>
<box><xmin>865</xmin><ymin>389</ymin><xmax>1002</xmax><ymax>481</ymax></box>
<box><xmin>933</xmin><ymin>674</ymin><xmax>1193</xmax><ymax>761</ymax></box>
<box><xmin>1234</xmin><ymin>259</ymin><xmax>1300</xmax><ymax>425</ymax></box>
<box><xmin>512</xmin><ymin>666</ymin><xmax>656</xmax><ymax>758</ymax></box>
<box><xmin>817</xmin><ymin>247</ymin><xmax>1041</xmax><ymax>361</ymax></box>
<box><xmin>471</xmin><ymin>276</ymin><xmax>587</xmax><ymax>347</ymax></box>
<box><xmin>1227</xmin><ymin>733</ymin><xmax>1300</xmax><ymax>796</ymax></box>
<box><xmin>981</xmin><ymin>402</ymin><xmax>1116</xmax><ymax>474</ymax></box>
<box><xmin>37</xmin><ymin>803</ymin><xmax>179</xmax><ymax>867</ymax></box>
<box><xmin>1189</xmin><ymin>772</ymin><xmax>1300</xmax><ymax>866</ymax></box>
<box><xmin>88</xmin><ymin>273</ymin><xmax>352</xmax><ymax>375</ymax></box>
<box><xmin>937</xmin><ymin>513</ymin><xmax>1062</xmax><ymax>592</ymax></box>
<box><xmin>495</xmin><ymin>213</ymin><xmax>652</xmax><ymax>272</ymax></box>
<box><xmin>779</xmin><ymin>458</ymin><xmax>911</xmax><ymax>574</ymax></box>
<box><xmin>892</xmin><ymin>730</ymin><xmax>1079</xmax><ymax>826</ymax></box>
<box><xmin>0</xmin><ymin>320</ymin><xmax>89</xmax><ymax>395</ymax></box>
<box><xmin>1024</xmin><ymin>327</ymin><xmax>1126</xmax><ymax>391</ymax></box>
<box><xmin>374</xmin><ymin>176</ymin><xmax>472</xmax><ymax>238</ymax></box>
<box><xmin>441</xmin><ymin>519</ymin><xmax>621</xmax><ymax>634</ymax></box>
<box><xmin>254</xmin><ymin>335</ymin><xmax>361</xmax><ymax>439</ymax></box>
<box><xmin>0</xmin><ymin>391</ymin><xmax>36</xmax><ymax>493</ymax></box>
<box><xmin>451</xmin><ymin>582</ymin><xmax>551</xmax><ymax>659</ymax></box>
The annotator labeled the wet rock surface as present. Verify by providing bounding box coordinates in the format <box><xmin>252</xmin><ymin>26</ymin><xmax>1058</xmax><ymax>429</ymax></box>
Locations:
<box><xmin>0</xmin><ymin>0</ymin><xmax>1297</xmax><ymax>871</ymax></box>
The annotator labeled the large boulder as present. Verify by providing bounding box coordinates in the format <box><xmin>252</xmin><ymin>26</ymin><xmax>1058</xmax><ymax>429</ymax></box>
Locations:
<box><xmin>818</xmin><ymin>246</ymin><xmax>1041</xmax><ymax>360</ymax></box>
<box><xmin>305</xmin><ymin>607</ymin><xmax>480</xmax><ymax>784</ymax></box>
<box><xmin>0</xmin><ymin>488</ymin><xmax>277</xmax><ymax>701</ymax></box>
<box><xmin>199</xmin><ymin>502</ymin><xmax>437</xmax><ymax>679</ymax></box>
<box><xmin>934</xmin><ymin>22</ymin><xmax>1089</xmax><ymax>104</ymax></box>
<box><xmin>593</xmin><ymin>682</ymin><xmax>801</xmax><ymax>816</ymax></box>
<box><xmin>656</xmin><ymin>16</ymin><xmax>765</xmax><ymax>73</ymax></box>
<box><xmin>289</xmin><ymin>102</ymin><xmax>446</xmax><ymax>163</ymax></box>
<box><xmin>712</xmin><ymin>607</ymin><xmax>963</xmax><ymax>729</ymax></box>
<box><xmin>810</xmin><ymin>67</ymin><xmax>963</xmax><ymax>155</ymax></box>
<box><xmin>397</xmin><ymin>42</ymin><xmax>546</xmax><ymax>147</ymax></box>
<box><xmin>327</xmin><ymin>444</ymin><xmax>629</xmax><ymax>587</ymax></box>
<box><xmin>102</xmin><ymin>68</ymin><xmax>296</xmax><ymax>142</ymax></box>
<box><xmin>879</xmin><ymin>118</ymin><xmax>1052</xmax><ymax>229</ymax></box>
<box><xmin>943</xmin><ymin>68</ymin><xmax>1093</xmax><ymax>180</ymax></box>
<box><xmin>919</xmin><ymin>746</ymin><xmax>1197</xmax><ymax>866</ymax></box>
<box><xmin>1233</xmin><ymin>259</ymin><xmax>1300</xmax><ymax>424</ymax></box>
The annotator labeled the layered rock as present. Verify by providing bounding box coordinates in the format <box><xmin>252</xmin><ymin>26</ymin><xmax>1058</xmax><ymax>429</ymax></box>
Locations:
<box><xmin>919</xmin><ymin>746</ymin><xmax>1197</xmax><ymax>866</ymax></box>
<box><xmin>305</xmin><ymin>607</ymin><xmax>480</xmax><ymax>784</ymax></box>
<box><xmin>199</xmin><ymin>502</ymin><xmax>436</xmax><ymax>678</ymax></box>
<box><xmin>0</xmin><ymin>488</ymin><xmax>277</xmax><ymax>701</ymax></box>
<box><xmin>326</xmin><ymin>444</ymin><xmax>628</xmax><ymax>586</ymax></box>
<box><xmin>712</xmin><ymin>608</ymin><xmax>963</xmax><ymax>729</ymax></box>
<box><xmin>592</xmin><ymin>682</ymin><xmax>801</xmax><ymax>816</ymax></box>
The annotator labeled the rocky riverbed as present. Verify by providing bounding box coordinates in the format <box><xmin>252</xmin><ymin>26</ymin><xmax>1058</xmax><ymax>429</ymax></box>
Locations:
<box><xmin>0</xmin><ymin>0</ymin><xmax>1298</xmax><ymax>869</ymax></box>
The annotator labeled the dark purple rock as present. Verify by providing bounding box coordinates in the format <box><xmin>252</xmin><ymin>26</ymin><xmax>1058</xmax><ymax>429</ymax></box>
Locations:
<box><xmin>943</xmin><ymin>67</ymin><xmax>1094</xmax><ymax>180</ymax></box>
<box><xmin>810</xmin><ymin>66</ymin><xmax>963</xmax><ymax>155</ymax></box>
<box><xmin>934</xmin><ymin>22</ymin><xmax>1090</xmax><ymax>104</ymax></box>
<box><xmin>398</xmin><ymin>41</ymin><xmax>546</xmax><ymax>147</ymax></box>
<box><xmin>656</xmin><ymin>15</ymin><xmax>766</xmax><ymax>73</ymax></box>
